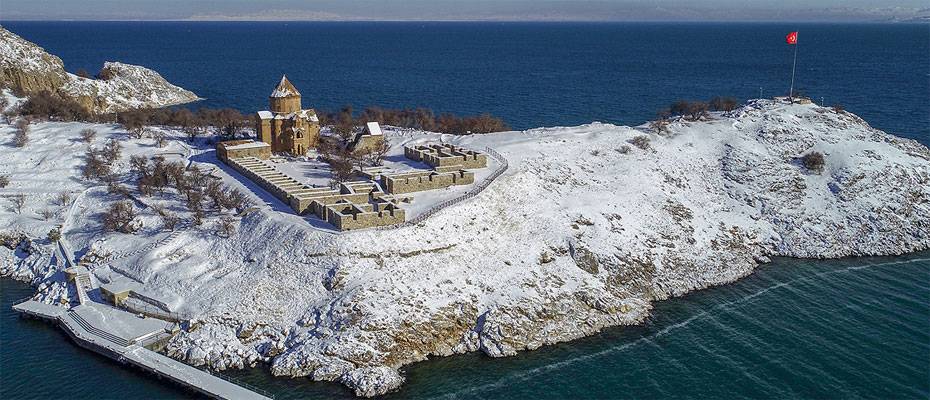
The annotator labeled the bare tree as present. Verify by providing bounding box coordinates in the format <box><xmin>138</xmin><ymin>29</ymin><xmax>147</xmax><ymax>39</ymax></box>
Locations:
<box><xmin>101</xmin><ymin>200</ymin><xmax>138</xmax><ymax>233</ymax></box>
<box><xmin>710</xmin><ymin>96</ymin><xmax>739</xmax><ymax>112</ymax></box>
<box><xmin>102</xmin><ymin>138</ymin><xmax>122</xmax><ymax>163</ymax></box>
<box><xmin>649</xmin><ymin>109</ymin><xmax>671</xmax><ymax>134</ymax></box>
<box><xmin>629</xmin><ymin>135</ymin><xmax>651</xmax><ymax>151</ymax></box>
<box><xmin>216</xmin><ymin>215</ymin><xmax>237</xmax><ymax>238</ymax></box>
<box><xmin>80</xmin><ymin>128</ymin><xmax>97</xmax><ymax>143</ymax></box>
<box><xmin>153</xmin><ymin>131</ymin><xmax>168</xmax><ymax>148</ymax></box>
<box><xmin>10</xmin><ymin>193</ymin><xmax>26</xmax><ymax>214</ymax></box>
<box><xmin>685</xmin><ymin>101</ymin><xmax>709</xmax><ymax>121</ymax></box>
<box><xmin>160</xmin><ymin>211</ymin><xmax>180</xmax><ymax>231</ymax></box>
<box><xmin>54</xmin><ymin>191</ymin><xmax>72</xmax><ymax>206</ymax></box>
<box><xmin>82</xmin><ymin>148</ymin><xmax>112</xmax><ymax>182</ymax></box>
<box><xmin>367</xmin><ymin>140</ymin><xmax>392</xmax><ymax>166</ymax></box>
<box><xmin>38</xmin><ymin>209</ymin><xmax>55</xmax><ymax>220</ymax></box>
<box><xmin>12</xmin><ymin>119</ymin><xmax>29</xmax><ymax>147</ymax></box>
<box><xmin>226</xmin><ymin>189</ymin><xmax>253</xmax><ymax>213</ymax></box>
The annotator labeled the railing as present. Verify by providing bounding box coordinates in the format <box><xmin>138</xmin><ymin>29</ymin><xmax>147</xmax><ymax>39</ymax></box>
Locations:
<box><xmin>10</xmin><ymin>295</ymin><xmax>37</xmax><ymax>305</ymax></box>
<box><xmin>214</xmin><ymin>372</ymin><xmax>277</xmax><ymax>400</ymax></box>
<box><xmin>67</xmin><ymin>311</ymin><xmax>133</xmax><ymax>347</ymax></box>
<box><xmin>116</xmin><ymin>299</ymin><xmax>190</xmax><ymax>323</ymax></box>
<box><xmin>384</xmin><ymin>146</ymin><xmax>509</xmax><ymax>229</ymax></box>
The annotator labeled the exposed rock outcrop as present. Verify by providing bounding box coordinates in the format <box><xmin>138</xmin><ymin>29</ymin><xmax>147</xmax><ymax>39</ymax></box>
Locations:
<box><xmin>0</xmin><ymin>26</ymin><xmax>198</xmax><ymax>113</ymax></box>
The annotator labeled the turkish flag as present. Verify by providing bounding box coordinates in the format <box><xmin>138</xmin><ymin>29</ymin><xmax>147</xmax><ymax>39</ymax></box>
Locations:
<box><xmin>786</xmin><ymin>31</ymin><xmax>798</xmax><ymax>45</ymax></box>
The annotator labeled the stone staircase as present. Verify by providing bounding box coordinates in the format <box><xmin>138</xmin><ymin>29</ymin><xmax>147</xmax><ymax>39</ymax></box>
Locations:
<box><xmin>66</xmin><ymin>310</ymin><xmax>133</xmax><ymax>347</ymax></box>
<box><xmin>74</xmin><ymin>272</ymin><xmax>93</xmax><ymax>305</ymax></box>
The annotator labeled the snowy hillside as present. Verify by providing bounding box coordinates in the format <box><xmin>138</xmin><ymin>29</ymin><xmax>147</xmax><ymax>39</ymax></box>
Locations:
<box><xmin>2</xmin><ymin>99</ymin><xmax>928</xmax><ymax>396</ymax></box>
<box><xmin>0</xmin><ymin>27</ymin><xmax>199</xmax><ymax>113</ymax></box>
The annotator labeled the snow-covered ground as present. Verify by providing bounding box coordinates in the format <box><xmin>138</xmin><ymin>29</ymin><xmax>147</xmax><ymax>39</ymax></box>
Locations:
<box><xmin>2</xmin><ymin>99</ymin><xmax>929</xmax><ymax>397</ymax></box>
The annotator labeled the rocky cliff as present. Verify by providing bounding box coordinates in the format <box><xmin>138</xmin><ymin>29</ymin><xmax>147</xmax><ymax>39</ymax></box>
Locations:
<box><xmin>0</xmin><ymin>26</ymin><xmax>198</xmax><ymax>113</ymax></box>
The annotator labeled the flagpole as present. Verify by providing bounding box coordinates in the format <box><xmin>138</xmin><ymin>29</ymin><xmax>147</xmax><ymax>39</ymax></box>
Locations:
<box><xmin>789</xmin><ymin>31</ymin><xmax>798</xmax><ymax>102</ymax></box>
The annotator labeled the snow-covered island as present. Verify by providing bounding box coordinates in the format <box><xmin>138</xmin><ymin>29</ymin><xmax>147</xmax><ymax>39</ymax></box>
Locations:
<box><xmin>0</xmin><ymin>27</ymin><xmax>199</xmax><ymax>113</ymax></box>
<box><xmin>2</xmin><ymin>90</ymin><xmax>928</xmax><ymax>396</ymax></box>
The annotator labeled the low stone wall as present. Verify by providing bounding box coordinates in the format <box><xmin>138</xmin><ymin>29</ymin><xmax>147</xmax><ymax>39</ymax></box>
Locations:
<box><xmin>326</xmin><ymin>201</ymin><xmax>405</xmax><ymax>231</ymax></box>
<box><xmin>405</xmin><ymin>144</ymin><xmax>488</xmax><ymax>170</ymax></box>
<box><xmin>383</xmin><ymin>170</ymin><xmax>475</xmax><ymax>194</ymax></box>
<box><xmin>217</xmin><ymin>140</ymin><xmax>272</xmax><ymax>162</ymax></box>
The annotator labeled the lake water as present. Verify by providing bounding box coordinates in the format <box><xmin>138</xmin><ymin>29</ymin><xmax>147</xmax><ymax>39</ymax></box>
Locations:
<box><xmin>1</xmin><ymin>21</ymin><xmax>928</xmax><ymax>399</ymax></box>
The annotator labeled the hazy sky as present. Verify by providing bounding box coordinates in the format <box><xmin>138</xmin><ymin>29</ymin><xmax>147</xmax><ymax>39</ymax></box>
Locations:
<box><xmin>1</xmin><ymin>0</ymin><xmax>927</xmax><ymax>22</ymax></box>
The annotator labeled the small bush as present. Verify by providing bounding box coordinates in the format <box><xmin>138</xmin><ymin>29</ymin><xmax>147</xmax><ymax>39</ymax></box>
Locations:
<box><xmin>616</xmin><ymin>145</ymin><xmax>631</xmax><ymax>154</ymax></box>
<box><xmin>0</xmin><ymin>175</ymin><xmax>9</xmax><ymax>188</ymax></box>
<box><xmin>47</xmin><ymin>228</ymin><xmax>61</xmax><ymax>242</ymax></box>
<box><xmin>629</xmin><ymin>135</ymin><xmax>651</xmax><ymax>150</ymax></box>
<box><xmin>832</xmin><ymin>104</ymin><xmax>845</xmax><ymax>113</ymax></box>
<box><xmin>801</xmin><ymin>151</ymin><xmax>826</xmax><ymax>173</ymax></box>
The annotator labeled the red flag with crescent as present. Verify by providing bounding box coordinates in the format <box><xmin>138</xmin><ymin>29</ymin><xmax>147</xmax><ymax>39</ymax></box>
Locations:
<box><xmin>786</xmin><ymin>31</ymin><xmax>798</xmax><ymax>45</ymax></box>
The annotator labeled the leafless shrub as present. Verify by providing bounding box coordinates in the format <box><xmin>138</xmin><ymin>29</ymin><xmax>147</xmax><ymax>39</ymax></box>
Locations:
<box><xmin>80</xmin><ymin>128</ymin><xmax>97</xmax><ymax>143</ymax></box>
<box><xmin>216</xmin><ymin>215</ymin><xmax>237</xmax><ymax>238</ymax></box>
<box><xmin>670</xmin><ymin>100</ymin><xmax>709</xmax><ymax>121</ymax></box>
<box><xmin>629</xmin><ymin>135</ymin><xmax>651</xmax><ymax>150</ymax></box>
<box><xmin>0</xmin><ymin>175</ymin><xmax>9</xmax><ymax>188</ymax></box>
<box><xmin>10</xmin><ymin>193</ymin><xmax>26</xmax><ymax>213</ymax></box>
<box><xmin>160</xmin><ymin>211</ymin><xmax>180</xmax><ymax>231</ymax></box>
<box><xmin>107</xmin><ymin>182</ymin><xmax>131</xmax><ymax>198</ymax></box>
<box><xmin>832</xmin><ymin>104</ymin><xmax>845</xmax><ymax>113</ymax></box>
<box><xmin>54</xmin><ymin>191</ymin><xmax>72</xmax><ymax>206</ymax></box>
<box><xmin>82</xmin><ymin>148</ymin><xmax>112</xmax><ymax>182</ymax></box>
<box><xmin>153</xmin><ymin>131</ymin><xmax>168</xmax><ymax>148</ymax></box>
<box><xmin>101</xmin><ymin>200</ymin><xmax>138</xmax><ymax>233</ymax></box>
<box><xmin>616</xmin><ymin>145</ymin><xmax>631</xmax><ymax>154</ymax></box>
<box><xmin>102</xmin><ymin>138</ymin><xmax>122</xmax><ymax>163</ymax></box>
<box><xmin>38</xmin><ymin>209</ymin><xmax>55</xmax><ymax>220</ymax></box>
<box><xmin>12</xmin><ymin>119</ymin><xmax>29</xmax><ymax>147</ymax></box>
<box><xmin>227</xmin><ymin>189</ymin><xmax>252</xmax><ymax>213</ymax></box>
<box><xmin>710</xmin><ymin>96</ymin><xmax>740</xmax><ymax>112</ymax></box>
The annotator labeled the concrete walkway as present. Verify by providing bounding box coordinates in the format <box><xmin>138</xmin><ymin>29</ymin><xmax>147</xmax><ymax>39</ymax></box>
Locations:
<box><xmin>12</xmin><ymin>300</ymin><xmax>271</xmax><ymax>400</ymax></box>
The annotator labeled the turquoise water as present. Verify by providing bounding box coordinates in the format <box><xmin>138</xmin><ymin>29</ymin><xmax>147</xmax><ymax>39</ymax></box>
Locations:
<box><xmin>5</xmin><ymin>254</ymin><xmax>928</xmax><ymax>399</ymax></box>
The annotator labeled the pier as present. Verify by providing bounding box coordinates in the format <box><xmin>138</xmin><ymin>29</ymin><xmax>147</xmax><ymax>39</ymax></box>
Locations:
<box><xmin>12</xmin><ymin>299</ymin><xmax>272</xmax><ymax>400</ymax></box>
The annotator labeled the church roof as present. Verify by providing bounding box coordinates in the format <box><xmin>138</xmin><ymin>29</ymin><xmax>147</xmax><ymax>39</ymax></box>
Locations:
<box><xmin>270</xmin><ymin>75</ymin><xmax>301</xmax><ymax>98</ymax></box>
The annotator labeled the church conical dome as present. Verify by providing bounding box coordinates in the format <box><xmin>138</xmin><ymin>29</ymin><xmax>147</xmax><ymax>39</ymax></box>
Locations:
<box><xmin>270</xmin><ymin>75</ymin><xmax>301</xmax><ymax>98</ymax></box>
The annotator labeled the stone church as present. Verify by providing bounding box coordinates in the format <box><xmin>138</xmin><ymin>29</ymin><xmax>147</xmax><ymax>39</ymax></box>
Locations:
<box><xmin>255</xmin><ymin>75</ymin><xmax>321</xmax><ymax>155</ymax></box>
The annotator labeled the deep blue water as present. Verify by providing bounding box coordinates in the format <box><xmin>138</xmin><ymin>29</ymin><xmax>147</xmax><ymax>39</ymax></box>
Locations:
<box><xmin>1</xmin><ymin>22</ymin><xmax>929</xmax><ymax>399</ymax></box>
<box><xmin>2</xmin><ymin>22</ymin><xmax>928</xmax><ymax>143</ymax></box>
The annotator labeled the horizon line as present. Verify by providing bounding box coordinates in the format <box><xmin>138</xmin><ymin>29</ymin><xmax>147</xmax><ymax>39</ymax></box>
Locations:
<box><xmin>2</xmin><ymin>19</ymin><xmax>926</xmax><ymax>24</ymax></box>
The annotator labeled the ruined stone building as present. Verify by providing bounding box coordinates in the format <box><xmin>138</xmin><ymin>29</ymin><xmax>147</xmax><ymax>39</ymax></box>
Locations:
<box><xmin>255</xmin><ymin>75</ymin><xmax>321</xmax><ymax>155</ymax></box>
